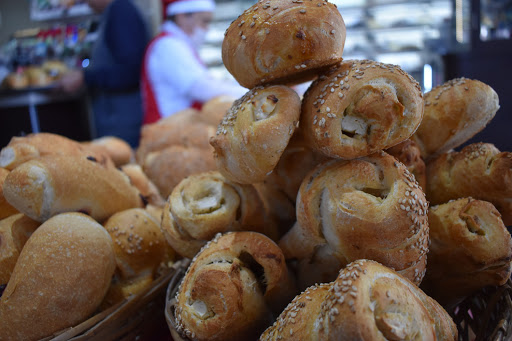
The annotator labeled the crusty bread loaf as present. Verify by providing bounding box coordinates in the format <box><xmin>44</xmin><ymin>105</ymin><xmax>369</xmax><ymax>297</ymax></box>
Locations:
<box><xmin>175</xmin><ymin>232</ymin><xmax>297</xmax><ymax>341</ymax></box>
<box><xmin>143</xmin><ymin>145</ymin><xmax>217</xmax><ymax>198</ymax></box>
<box><xmin>0</xmin><ymin>132</ymin><xmax>111</xmax><ymax>171</ymax></box>
<box><xmin>261</xmin><ymin>260</ymin><xmax>457</xmax><ymax>341</ymax></box>
<box><xmin>3</xmin><ymin>154</ymin><xmax>143</xmax><ymax>222</ymax></box>
<box><xmin>412</xmin><ymin>78</ymin><xmax>499</xmax><ymax>159</ymax></box>
<box><xmin>161</xmin><ymin>171</ymin><xmax>278</xmax><ymax>258</ymax></box>
<box><xmin>102</xmin><ymin>208</ymin><xmax>173</xmax><ymax>306</ymax></box>
<box><xmin>386</xmin><ymin>139</ymin><xmax>426</xmax><ymax>190</ymax></box>
<box><xmin>0</xmin><ymin>213</ymin><xmax>116</xmax><ymax>341</ymax></box>
<box><xmin>121</xmin><ymin>164</ymin><xmax>165</xmax><ymax>207</ymax></box>
<box><xmin>421</xmin><ymin>198</ymin><xmax>512</xmax><ymax>307</ymax></box>
<box><xmin>200</xmin><ymin>95</ymin><xmax>235</xmax><ymax>126</ymax></box>
<box><xmin>222</xmin><ymin>0</ymin><xmax>346</xmax><ymax>88</ymax></box>
<box><xmin>0</xmin><ymin>213</ymin><xmax>39</xmax><ymax>285</ymax></box>
<box><xmin>426</xmin><ymin>143</ymin><xmax>512</xmax><ymax>225</ymax></box>
<box><xmin>279</xmin><ymin>152</ymin><xmax>429</xmax><ymax>289</ymax></box>
<box><xmin>83</xmin><ymin>136</ymin><xmax>135</xmax><ymax>167</ymax></box>
<box><xmin>210</xmin><ymin>85</ymin><xmax>301</xmax><ymax>184</ymax></box>
<box><xmin>0</xmin><ymin>168</ymin><xmax>18</xmax><ymax>219</ymax></box>
<box><xmin>301</xmin><ymin>60</ymin><xmax>424</xmax><ymax>159</ymax></box>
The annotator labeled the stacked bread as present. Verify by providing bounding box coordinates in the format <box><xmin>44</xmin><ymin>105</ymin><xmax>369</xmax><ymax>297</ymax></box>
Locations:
<box><xmin>168</xmin><ymin>0</ymin><xmax>512</xmax><ymax>339</ymax></box>
<box><xmin>2</xmin><ymin>61</ymin><xmax>69</xmax><ymax>89</ymax></box>
<box><xmin>0</xmin><ymin>133</ymin><xmax>175</xmax><ymax>340</ymax></box>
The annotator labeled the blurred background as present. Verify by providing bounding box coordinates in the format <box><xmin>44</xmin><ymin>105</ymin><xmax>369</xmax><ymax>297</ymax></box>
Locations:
<box><xmin>0</xmin><ymin>0</ymin><xmax>510</xmax><ymax>149</ymax></box>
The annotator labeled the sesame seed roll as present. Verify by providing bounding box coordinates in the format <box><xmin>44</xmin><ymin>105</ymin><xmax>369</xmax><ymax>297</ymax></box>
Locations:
<box><xmin>301</xmin><ymin>60</ymin><xmax>424</xmax><ymax>160</ymax></box>
<box><xmin>222</xmin><ymin>0</ymin><xmax>346</xmax><ymax>88</ymax></box>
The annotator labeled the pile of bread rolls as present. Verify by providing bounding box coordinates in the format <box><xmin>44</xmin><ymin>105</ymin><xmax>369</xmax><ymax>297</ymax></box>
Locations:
<box><xmin>2</xmin><ymin>61</ymin><xmax>69</xmax><ymax>90</ymax></box>
<box><xmin>166</xmin><ymin>0</ymin><xmax>512</xmax><ymax>340</ymax></box>
<box><xmin>0</xmin><ymin>133</ymin><xmax>175</xmax><ymax>340</ymax></box>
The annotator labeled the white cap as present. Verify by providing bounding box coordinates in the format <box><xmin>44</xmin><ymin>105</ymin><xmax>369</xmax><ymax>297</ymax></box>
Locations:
<box><xmin>166</xmin><ymin>0</ymin><xmax>216</xmax><ymax>16</ymax></box>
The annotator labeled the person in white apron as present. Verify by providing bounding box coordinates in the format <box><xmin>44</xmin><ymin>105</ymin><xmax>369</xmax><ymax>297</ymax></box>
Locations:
<box><xmin>141</xmin><ymin>0</ymin><xmax>246</xmax><ymax>124</ymax></box>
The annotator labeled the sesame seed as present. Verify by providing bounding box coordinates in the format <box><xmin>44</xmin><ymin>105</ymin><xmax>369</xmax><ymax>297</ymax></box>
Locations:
<box><xmin>241</xmin><ymin>35</ymin><xmax>246</xmax><ymax>40</ymax></box>
<box><xmin>301</xmin><ymin>64</ymin><xmax>307</xmax><ymax>68</ymax></box>
<box><xmin>300</xmin><ymin>9</ymin><xmax>306</xmax><ymax>13</ymax></box>
<box><xmin>331</xmin><ymin>30</ymin><xmax>335</xmax><ymax>34</ymax></box>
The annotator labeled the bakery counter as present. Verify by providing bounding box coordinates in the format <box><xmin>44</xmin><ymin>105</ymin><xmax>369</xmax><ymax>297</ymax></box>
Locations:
<box><xmin>0</xmin><ymin>86</ymin><xmax>94</xmax><ymax>147</ymax></box>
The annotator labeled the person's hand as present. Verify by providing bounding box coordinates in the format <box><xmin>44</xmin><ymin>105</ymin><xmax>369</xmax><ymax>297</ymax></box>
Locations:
<box><xmin>59</xmin><ymin>69</ymin><xmax>84</xmax><ymax>93</ymax></box>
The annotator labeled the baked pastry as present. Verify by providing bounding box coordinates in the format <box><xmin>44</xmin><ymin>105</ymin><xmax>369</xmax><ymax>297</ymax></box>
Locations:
<box><xmin>210</xmin><ymin>85</ymin><xmax>301</xmax><ymax>184</ymax></box>
<box><xmin>0</xmin><ymin>132</ymin><xmax>111</xmax><ymax>171</ymax></box>
<box><xmin>4</xmin><ymin>72</ymin><xmax>29</xmax><ymax>89</ymax></box>
<box><xmin>41</xmin><ymin>60</ymin><xmax>68</xmax><ymax>80</ymax></box>
<box><xmin>412</xmin><ymin>78</ymin><xmax>499</xmax><ymax>159</ymax></box>
<box><xmin>200</xmin><ymin>95</ymin><xmax>235</xmax><ymax>126</ymax></box>
<box><xmin>222</xmin><ymin>0</ymin><xmax>346</xmax><ymax>88</ymax></box>
<box><xmin>301</xmin><ymin>60</ymin><xmax>424</xmax><ymax>159</ymax></box>
<box><xmin>121</xmin><ymin>164</ymin><xmax>165</xmax><ymax>207</ymax></box>
<box><xmin>25</xmin><ymin>67</ymin><xmax>51</xmax><ymax>87</ymax></box>
<box><xmin>142</xmin><ymin>145</ymin><xmax>217</xmax><ymax>198</ymax></box>
<box><xmin>3</xmin><ymin>154</ymin><xmax>144</xmax><ymax>222</ymax></box>
<box><xmin>175</xmin><ymin>232</ymin><xmax>297</xmax><ymax>341</ymax></box>
<box><xmin>279</xmin><ymin>152</ymin><xmax>429</xmax><ymax>289</ymax></box>
<box><xmin>0</xmin><ymin>213</ymin><xmax>39</xmax><ymax>285</ymax></box>
<box><xmin>421</xmin><ymin>198</ymin><xmax>512</xmax><ymax>307</ymax></box>
<box><xmin>0</xmin><ymin>168</ymin><xmax>18</xmax><ymax>219</ymax></box>
<box><xmin>0</xmin><ymin>213</ymin><xmax>116</xmax><ymax>341</ymax></box>
<box><xmin>102</xmin><ymin>208</ymin><xmax>173</xmax><ymax>306</ymax></box>
<box><xmin>426</xmin><ymin>143</ymin><xmax>512</xmax><ymax>225</ymax></box>
<box><xmin>386</xmin><ymin>139</ymin><xmax>426</xmax><ymax>190</ymax></box>
<box><xmin>83</xmin><ymin>136</ymin><xmax>135</xmax><ymax>167</ymax></box>
<box><xmin>253</xmin><ymin>182</ymin><xmax>296</xmax><ymax>235</ymax></box>
<box><xmin>260</xmin><ymin>260</ymin><xmax>457</xmax><ymax>341</ymax></box>
<box><xmin>161</xmin><ymin>171</ymin><xmax>278</xmax><ymax>258</ymax></box>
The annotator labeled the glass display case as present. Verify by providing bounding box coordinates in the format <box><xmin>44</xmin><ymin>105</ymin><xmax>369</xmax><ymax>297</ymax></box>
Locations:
<box><xmin>200</xmin><ymin>0</ymin><xmax>456</xmax><ymax>91</ymax></box>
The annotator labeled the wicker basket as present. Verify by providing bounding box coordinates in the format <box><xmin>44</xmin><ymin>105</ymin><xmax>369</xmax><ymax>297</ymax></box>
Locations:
<box><xmin>39</xmin><ymin>264</ymin><xmax>180</xmax><ymax>341</ymax></box>
<box><xmin>165</xmin><ymin>261</ymin><xmax>512</xmax><ymax>341</ymax></box>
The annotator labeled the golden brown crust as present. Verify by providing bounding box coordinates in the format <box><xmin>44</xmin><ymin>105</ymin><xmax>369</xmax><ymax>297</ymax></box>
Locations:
<box><xmin>279</xmin><ymin>152</ymin><xmax>429</xmax><ymax>289</ymax></box>
<box><xmin>412</xmin><ymin>78</ymin><xmax>499</xmax><ymax>159</ymax></box>
<box><xmin>222</xmin><ymin>0</ymin><xmax>346</xmax><ymax>88</ymax></box>
<box><xmin>0</xmin><ymin>213</ymin><xmax>116</xmax><ymax>341</ymax></box>
<box><xmin>104</xmin><ymin>208</ymin><xmax>171</xmax><ymax>280</ymax></box>
<box><xmin>426</xmin><ymin>143</ymin><xmax>512</xmax><ymax>225</ymax></box>
<box><xmin>200</xmin><ymin>95</ymin><xmax>236</xmax><ymax>126</ymax></box>
<box><xmin>83</xmin><ymin>136</ymin><xmax>135</xmax><ymax>167</ymax></box>
<box><xmin>261</xmin><ymin>260</ymin><xmax>457</xmax><ymax>341</ymax></box>
<box><xmin>0</xmin><ymin>213</ymin><xmax>39</xmax><ymax>284</ymax></box>
<box><xmin>142</xmin><ymin>145</ymin><xmax>217</xmax><ymax>198</ymax></box>
<box><xmin>421</xmin><ymin>198</ymin><xmax>512</xmax><ymax>307</ymax></box>
<box><xmin>301</xmin><ymin>60</ymin><xmax>424</xmax><ymax>159</ymax></box>
<box><xmin>386</xmin><ymin>139</ymin><xmax>426</xmax><ymax>190</ymax></box>
<box><xmin>161</xmin><ymin>171</ymin><xmax>278</xmax><ymax>258</ymax></box>
<box><xmin>210</xmin><ymin>85</ymin><xmax>301</xmax><ymax>184</ymax></box>
<box><xmin>4</xmin><ymin>72</ymin><xmax>29</xmax><ymax>89</ymax></box>
<box><xmin>121</xmin><ymin>164</ymin><xmax>165</xmax><ymax>207</ymax></box>
<box><xmin>3</xmin><ymin>154</ymin><xmax>143</xmax><ymax>222</ymax></box>
<box><xmin>0</xmin><ymin>168</ymin><xmax>18</xmax><ymax>219</ymax></box>
<box><xmin>175</xmin><ymin>232</ymin><xmax>296</xmax><ymax>341</ymax></box>
<box><xmin>25</xmin><ymin>67</ymin><xmax>51</xmax><ymax>87</ymax></box>
<box><xmin>0</xmin><ymin>133</ymin><xmax>112</xmax><ymax>171</ymax></box>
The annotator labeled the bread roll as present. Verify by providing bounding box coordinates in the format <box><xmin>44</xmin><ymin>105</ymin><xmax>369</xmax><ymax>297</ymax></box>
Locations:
<box><xmin>4</xmin><ymin>72</ymin><xmax>29</xmax><ymax>89</ymax></box>
<box><xmin>0</xmin><ymin>213</ymin><xmax>116</xmax><ymax>341</ymax></box>
<box><xmin>261</xmin><ymin>260</ymin><xmax>457</xmax><ymax>341</ymax></box>
<box><xmin>426</xmin><ymin>143</ymin><xmax>512</xmax><ymax>225</ymax></box>
<box><xmin>253</xmin><ymin>181</ymin><xmax>296</xmax><ymax>235</ymax></box>
<box><xmin>83</xmin><ymin>136</ymin><xmax>135</xmax><ymax>167</ymax></box>
<box><xmin>0</xmin><ymin>214</ymin><xmax>39</xmax><ymax>285</ymax></box>
<box><xmin>0</xmin><ymin>168</ymin><xmax>18</xmax><ymax>219</ymax></box>
<box><xmin>143</xmin><ymin>145</ymin><xmax>217</xmax><ymax>198</ymax></box>
<box><xmin>41</xmin><ymin>60</ymin><xmax>68</xmax><ymax>80</ymax></box>
<box><xmin>121</xmin><ymin>164</ymin><xmax>165</xmax><ymax>207</ymax></box>
<box><xmin>210</xmin><ymin>85</ymin><xmax>301</xmax><ymax>184</ymax></box>
<box><xmin>3</xmin><ymin>154</ymin><xmax>143</xmax><ymax>222</ymax></box>
<box><xmin>25</xmin><ymin>67</ymin><xmax>51</xmax><ymax>87</ymax></box>
<box><xmin>280</xmin><ymin>152</ymin><xmax>429</xmax><ymax>289</ymax></box>
<box><xmin>102</xmin><ymin>208</ymin><xmax>173</xmax><ymax>306</ymax></box>
<box><xmin>222</xmin><ymin>0</ymin><xmax>346</xmax><ymax>88</ymax></box>
<box><xmin>386</xmin><ymin>139</ymin><xmax>426</xmax><ymax>190</ymax></box>
<box><xmin>175</xmin><ymin>232</ymin><xmax>297</xmax><ymax>341</ymax></box>
<box><xmin>161</xmin><ymin>171</ymin><xmax>278</xmax><ymax>258</ymax></box>
<box><xmin>301</xmin><ymin>60</ymin><xmax>424</xmax><ymax>159</ymax></box>
<box><xmin>200</xmin><ymin>95</ymin><xmax>235</xmax><ymax>126</ymax></box>
<box><xmin>412</xmin><ymin>78</ymin><xmax>499</xmax><ymax>159</ymax></box>
<box><xmin>421</xmin><ymin>198</ymin><xmax>512</xmax><ymax>307</ymax></box>
<box><xmin>0</xmin><ymin>132</ymin><xmax>111</xmax><ymax>171</ymax></box>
